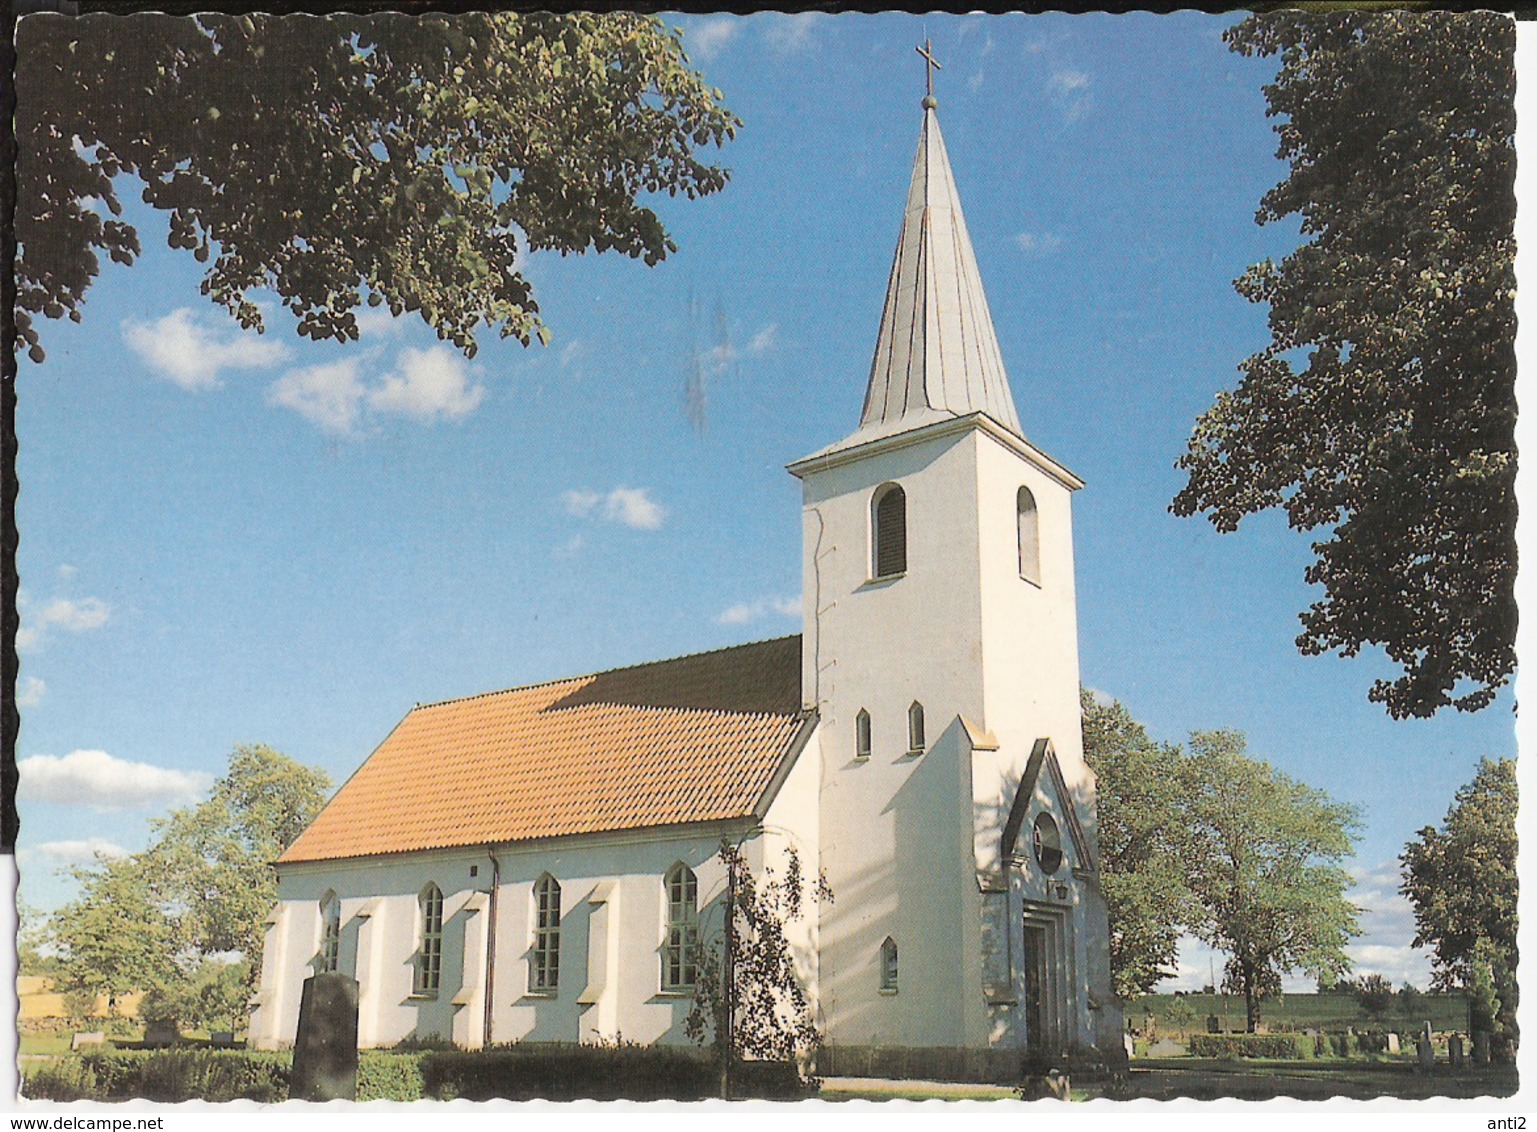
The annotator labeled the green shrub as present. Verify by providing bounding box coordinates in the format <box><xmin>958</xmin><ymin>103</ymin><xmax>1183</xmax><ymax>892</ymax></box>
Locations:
<box><xmin>79</xmin><ymin>1050</ymin><xmax>290</xmax><ymax>1102</ymax></box>
<box><xmin>420</xmin><ymin>1044</ymin><xmax>724</xmax><ymax>1101</ymax></box>
<box><xmin>357</xmin><ymin>1051</ymin><xmax>425</xmax><ymax>1102</ymax></box>
<box><xmin>22</xmin><ymin>1058</ymin><xmax>99</xmax><ymax>1101</ymax></box>
<box><xmin>1187</xmin><ymin>1033</ymin><xmax>1315</xmax><ymax>1060</ymax></box>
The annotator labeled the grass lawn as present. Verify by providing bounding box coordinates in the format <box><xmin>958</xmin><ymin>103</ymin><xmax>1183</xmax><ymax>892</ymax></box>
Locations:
<box><xmin>819</xmin><ymin>1078</ymin><xmax>1019</xmax><ymax>1101</ymax></box>
<box><xmin>1106</xmin><ymin>1058</ymin><xmax>1518</xmax><ymax>1101</ymax></box>
<box><xmin>1130</xmin><ymin>992</ymin><xmax>1468</xmax><ymax>1036</ymax></box>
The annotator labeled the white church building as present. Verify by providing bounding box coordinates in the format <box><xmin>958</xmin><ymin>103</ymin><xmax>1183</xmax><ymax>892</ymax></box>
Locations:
<box><xmin>249</xmin><ymin>90</ymin><xmax>1121</xmax><ymax>1072</ymax></box>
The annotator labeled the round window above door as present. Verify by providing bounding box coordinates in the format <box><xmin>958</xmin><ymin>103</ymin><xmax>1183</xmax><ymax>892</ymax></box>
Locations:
<box><xmin>1033</xmin><ymin>812</ymin><xmax>1063</xmax><ymax>875</ymax></box>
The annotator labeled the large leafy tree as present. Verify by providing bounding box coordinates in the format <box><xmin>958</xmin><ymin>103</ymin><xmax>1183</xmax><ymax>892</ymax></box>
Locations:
<box><xmin>1181</xmin><ymin>730</ymin><xmax>1360</xmax><ymax>1031</ymax></box>
<box><xmin>1172</xmin><ymin>13</ymin><xmax>1516</xmax><ymax>719</ymax></box>
<box><xmin>1400</xmin><ymin>757</ymin><xmax>1517</xmax><ymax>1041</ymax></box>
<box><xmin>48</xmin><ymin>745</ymin><xmax>330</xmax><ymax>1024</ymax></box>
<box><xmin>14</xmin><ymin>11</ymin><xmax>739</xmax><ymax>361</ymax></box>
<box><xmin>1080</xmin><ymin>689</ymin><xmax>1194</xmax><ymax>998</ymax></box>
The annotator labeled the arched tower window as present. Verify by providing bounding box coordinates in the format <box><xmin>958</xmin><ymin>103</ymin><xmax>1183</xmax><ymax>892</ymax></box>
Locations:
<box><xmin>855</xmin><ymin>709</ymin><xmax>872</xmax><ymax>761</ymax></box>
<box><xmin>532</xmin><ymin>874</ymin><xmax>562</xmax><ymax>992</ymax></box>
<box><xmin>1017</xmin><ymin>486</ymin><xmax>1041</xmax><ymax>586</ymax></box>
<box><xmin>880</xmin><ymin>937</ymin><xmax>899</xmax><ymax>992</ymax></box>
<box><xmin>662</xmin><ymin>863</ymin><xmax>699</xmax><ymax>990</ymax></box>
<box><xmin>318</xmin><ymin>891</ymin><xmax>340</xmax><ymax>974</ymax></box>
<box><xmin>872</xmin><ymin>484</ymin><xmax>907</xmax><ymax>579</ymax></box>
<box><xmin>414</xmin><ymin>883</ymin><xmax>444</xmax><ymax>997</ymax></box>
<box><xmin>907</xmin><ymin>701</ymin><xmax>926</xmax><ymax>755</ymax></box>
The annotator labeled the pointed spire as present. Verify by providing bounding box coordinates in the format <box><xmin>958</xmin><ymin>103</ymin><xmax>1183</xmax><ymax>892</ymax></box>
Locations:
<box><xmin>853</xmin><ymin>102</ymin><xmax>1024</xmax><ymax>444</ymax></box>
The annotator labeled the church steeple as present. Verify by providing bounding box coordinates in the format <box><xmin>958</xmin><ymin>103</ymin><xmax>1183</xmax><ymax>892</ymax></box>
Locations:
<box><xmin>850</xmin><ymin>94</ymin><xmax>1024</xmax><ymax>447</ymax></box>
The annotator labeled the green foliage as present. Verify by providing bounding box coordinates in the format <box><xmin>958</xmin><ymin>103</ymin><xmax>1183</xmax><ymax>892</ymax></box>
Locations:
<box><xmin>70</xmin><ymin>1050</ymin><xmax>290</xmax><ymax>1103</ymax></box>
<box><xmin>357</xmin><ymin>1051</ymin><xmax>426</xmax><ymax>1102</ymax></box>
<box><xmin>15</xmin><ymin>12</ymin><xmax>738</xmax><ymax>361</ymax></box>
<box><xmin>1187</xmin><ymin>1032</ymin><xmax>1316</xmax><ymax>1060</ymax></box>
<box><xmin>1398</xmin><ymin>982</ymin><xmax>1425</xmax><ymax>1018</ymax></box>
<box><xmin>1080</xmin><ymin>689</ymin><xmax>1195</xmax><ymax>997</ymax></box>
<box><xmin>1182</xmin><ymin>731</ymin><xmax>1360</xmax><ymax>1032</ymax></box>
<box><xmin>1400</xmin><ymin>758</ymin><xmax>1517</xmax><ymax>1039</ymax></box>
<box><xmin>1173</xmin><ymin>12</ymin><xmax>1516</xmax><ymax>718</ymax></box>
<box><xmin>418</xmin><ymin>1044</ymin><xmax>721</xmax><ymax>1101</ymax></box>
<box><xmin>48</xmin><ymin>745</ymin><xmax>330</xmax><ymax>1027</ymax></box>
<box><xmin>16</xmin><ymin>898</ymin><xmax>62</xmax><ymax>977</ymax></box>
<box><xmin>1355</xmin><ymin>973</ymin><xmax>1394</xmax><ymax>1021</ymax></box>
<box><xmin>685</xmin><ymin>841</ymin><xmax>830</xmax><ymax>1065</ymax></box>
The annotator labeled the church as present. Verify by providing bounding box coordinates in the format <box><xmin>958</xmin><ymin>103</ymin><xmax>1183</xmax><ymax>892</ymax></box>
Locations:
<box><xmin>248</xmin><ymin>80</ymin><xmax>1121</xmax><ymax>1072</ymax></box>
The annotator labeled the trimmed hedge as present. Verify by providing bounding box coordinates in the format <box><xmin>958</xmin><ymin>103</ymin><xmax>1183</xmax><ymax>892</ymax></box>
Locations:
<box><xmin>357</xmin><ymin>1051</ymin><xmax>425</xmax><ymax>1102</ymax></box>
<box><xmin>1187</xmin><ymin>1033</ymin><xmax>1316</xmax><ymax>1060</ymax></box>
<box><xmin>420</xmin><ymin>1044</ymin><xmax>722</xmax><ymax>1101</ymax></box>
<box><xmin>24</xmin><ymin>1050</ymin><xmax>292</xmax><ymax>1102</ymax></box>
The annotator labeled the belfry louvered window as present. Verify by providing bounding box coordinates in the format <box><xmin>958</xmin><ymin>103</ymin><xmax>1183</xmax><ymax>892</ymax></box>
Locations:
<box><xmin>662</xmin><ymin>864</ymin><xmax>699</xmax><ymax>990</ymax></box>
<box><xmin>872</xmin><ymin>484</ymin><xmax>907</xmax><ymax>578</ymax></box>
<box><xmin>414</xmin><ymin>884</ymin><xmax>444</xmax><ymax>997</ymax></box>
<box><xmin>532</xmin><ymin>875</ymin><xmax>562</xmax><ymax>992</ymax></box>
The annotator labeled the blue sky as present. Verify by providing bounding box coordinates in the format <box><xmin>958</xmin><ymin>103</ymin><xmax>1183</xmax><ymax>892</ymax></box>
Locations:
<box><xmin>14</xmin><ymin>11</ymin><xmax>1521</xmax><ymax>991</ymax></box>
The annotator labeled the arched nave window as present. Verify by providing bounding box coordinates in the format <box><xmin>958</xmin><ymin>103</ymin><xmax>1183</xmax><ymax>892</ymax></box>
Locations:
<box><xmin>907</xmin><ymin>701</ymin><xmax>926</xmax><ymax>755</ymax></box>
<box><xmin>1017</xmin><ymin>486</ymin><xmax>1041</xmax><ymax>586</ymax></box>
<box><xmin>318</xmin><ymin>891</ymin><xmax>340</xmax><ymax>974</ymax></box>
<box><xmin>532</xmin><ymin>874</ymin><xmax>562</xmax><ymax>992</ymax></box>
<box><xmin>662</xmin><ymin>863</ymin><xmax>699</xmax><ymax>990</ymax></box>
<box><xmin>414</xmin><ymin>883</ymin><xmax>444</xmax><ymax>997</ymax></box>
<box><xmin>880</xmin><ymin>937</ymin><xmax>899</xmax><ymax>992</ymax></box>
<box><xmin>855</xmin><ymin>709</ymin><xmax>872</xmax><ymax>761</ymax></box>
<box><xmin>872</xmin><ymin>484</ymin><xmax>907</xmax><ymax>579</ymax></box>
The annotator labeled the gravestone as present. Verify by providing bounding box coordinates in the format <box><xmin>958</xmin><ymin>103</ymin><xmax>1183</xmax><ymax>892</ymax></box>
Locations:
<box><xmin>1473</xmin><ymin>1031</ymin><xmax>1491</xmax><ymax>1065</ymax></box>
<box><xmin>290</xmin><ymin>971</ymin><xmax>359</xmax><ymax>1102</ymax></box>
<box><xmin>210</xmin><ymin>1031</ymin><xmax>239</xmax><ymax>1049</ymax></box>
<box><xmin>70</xmin><ymin>1031</ymin><xmax>104</xmax><ymax>1052</ymax></box>
<box><xmin>1122</xmin><ymin>1033</ymin><xmax>1135</xmax><ymax>1062</ymax></box>
<box><xmin>1448</xmin><ymin>1034</ymin><xmax>1464</xmax><ymax>1067</ymax></box>
<box><xmin>1206</xmin><ymin>1016</ymin><xmax>1221</xmax><ymax>1034</ymax></box>
<box><xmin>142</xmin><ymin>1019</ymin><xmax>178</xmax><ymax>1048</ymax></box>
<box><xmin>1386</xmin><ymin>1032</ymin><xmax>1400</xmax><ymax>1055</ymax></box>
<box><xmin>1416</xmin><ymin>1037</ymin><xmax>1435</xmax><ymax>1072</ymax></box>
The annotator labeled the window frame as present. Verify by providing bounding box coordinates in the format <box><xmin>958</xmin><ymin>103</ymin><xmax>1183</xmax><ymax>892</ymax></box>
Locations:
<box><xmin>855</xmin><ymin>708</ymin><xmax>872</xmax><ymax>761</ymax></box>
<box><xmin>1017</xmin><ymin>485</ymin><xmax>1041</xmax><ymax>586</ymax></box>
<box><xmin>907</xmin><ymin>701</ymin><xmax>926</xmax><ymax>755</ymax></box>
<box><xmin>318</xmin><ymin>891</ymin><xmax>341</xmax><ymax>974</ymax></box>
<box><xmin>413</xmin><ymin>883</ymin><xmax>444</xmax><ymax>998</ymax></box>
<box><xmin>661</xmin><ymin>863</ymin><xmax>700</xmax><ymax>992</ymax></box>
<box><xmin>531</xmin><ymin>874</ymin><xmax>562</xmax><ymax>994</ymax></box>
<box><xmin>879</xmin><ymin>936</ymin><xmax>899</xmax><ymax>994</ymax></box>
<box><xmin>871</xmin><ymin>483</ymin><xmax>908</xmax><ymax>579</ymax></box>
<box><xmin>1033</xmin><ymin>812</ymin><xmax>1064</xmax><ymax>875</ymax></box>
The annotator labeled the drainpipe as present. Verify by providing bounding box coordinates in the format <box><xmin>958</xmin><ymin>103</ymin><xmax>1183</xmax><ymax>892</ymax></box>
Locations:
<box><xmin>483</xmin><ymin>846</ymin><xmax>501</xmax><ymax>1048</ymax></box>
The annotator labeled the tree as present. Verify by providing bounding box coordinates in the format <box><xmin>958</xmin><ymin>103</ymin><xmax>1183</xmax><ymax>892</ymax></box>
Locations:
<box><xmin>686</xmin><ymin>841</ymin><xmax>829</xmax><ymax>1075</ymax></box>
<box><xmin>15</xmin><ymin>11</ymin><xmax>738</xmax><ymax>362</ymax></box>
<box><xmin>1080</xmin><ymin>689</ymin><xmax>1195</xmax><ymax>997</ymax></box>
<box><xmin>1355</xmin><ymin>973</ymin><xmax>1394</xmax><ymax>1021</ymax></box>
<box><xmin>50</xmin><ymin>852</ymin><xmax>183</xmax><ymax>1015</ymax></box>
<box><xmin>1400</xmin><ymin>757</ymin><xmax>1517</xmax><ymax>1041</ymax></box>
<box><xmin>1398</xmin><ymin>981</ymin><xmax>1424</xmax><ymax>1019</ymax></box>
<box><xmin>49</xmin><ymin>745</ymin><xmax>330</xmax><ymax>1028</ymax></box>
<box><xmin>16</xmin><ymin>897</ymin><xmax>61</xmax><ymax>977</ymax></box>
<box><xmin>1172</xmin><ymin>13</ymin><xmax>1516</xmax><ymax>719</ymax></box>
<box><xmin>1181</xmin><ymin>730</ymin><xmax>1360</xmax><ymax>1031</ymax></box>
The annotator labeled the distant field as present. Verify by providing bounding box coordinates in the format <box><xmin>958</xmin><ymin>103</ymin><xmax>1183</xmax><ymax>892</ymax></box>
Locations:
<box><xmin>1130</xmin><ymin>993</ymin><xmax>1469</xmax><ymax>1035</ymax></box>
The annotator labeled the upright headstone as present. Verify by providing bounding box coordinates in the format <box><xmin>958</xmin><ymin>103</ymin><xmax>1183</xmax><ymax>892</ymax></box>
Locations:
<box><xmin>1416</xmin><ymin>1037</ymin><xmax>1435</xmax><ymax>1073</ymax></box>
<box><xmin>1448</xmin><ymin>1034</ymin><xmax>1465</xmax><ymax>1068</ymax></box>
<box><xmin>70</xmin><ymin>1031</ymin><xmax>104</xmax><ymax>1052</ymax></box>
<box><xmin>1473</xmin><ymin>1031</ymin><xmax>1491</xmax><ymax>1065</ymax></box>
<box><xmin>1386</xmin><ymin>1032</ymin><xmax>1400</xmax><ymax>1055</ymax></box>
<box><xmin>290</xmin><ymin>972</ymin><xmax>359</xmax><ymax>1102</ymax></box>
<box><xmin>142</xmin><ymin>1019</ymin><xmax>178</xmax><ymax>1049</ymax></box>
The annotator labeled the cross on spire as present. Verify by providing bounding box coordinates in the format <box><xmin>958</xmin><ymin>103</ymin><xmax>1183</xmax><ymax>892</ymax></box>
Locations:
<box><xmin>916</xmin><ymin>39</ymin><xmax>941</xmax><ymax>108</ymax></box>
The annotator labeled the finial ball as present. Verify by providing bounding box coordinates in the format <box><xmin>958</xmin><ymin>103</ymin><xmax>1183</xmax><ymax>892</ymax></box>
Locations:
<box><xmin>922</xmin><ymin>94</ymin><xmax>938</xmax><ymax>110</ymax></box>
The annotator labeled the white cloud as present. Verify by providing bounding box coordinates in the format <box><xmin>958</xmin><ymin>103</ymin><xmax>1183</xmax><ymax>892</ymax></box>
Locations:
<box><xmin>968</xmin><ymin>71</ymin><xmax>985</xmax><ymax>94</ymax></box>
<box><xmin>16</xmin><ymin>676</ymin><xmax>45</xmax><ymax>709</ymax></box>
<box><xmin>1083</xmin><ymin>686</ymin><xmax>1115</xmax><ymax>708</ymax></box>
<box><xmin>1015</xmin><ymin>230</ymin><xmax>1064</xmax><ymax>256</ymax></box>
<box><xmin>31</xmin><ymin>838</ymin><xmax>129</xmax><ymax>864</ymax></box>
<box><xmin>563</xmin><ymin>487</ymin><xmax>666</xmax><ymax>531</ymax></box>
<box><xmin>351</xmin><ymin>306</ymin><xmax>407</xmax><ymax>341</ymax></box>
<box><xmin>19</xmin><ymin>750</ymin><xmax>213</xmax><ymax>812</ymax></box>
<box><xmin>553</xmin><ymin>534</ymin><xmax>586</xmax><ymax>560</ymax></box>
<box><xmin>268</xmin><ymin>358</ymin><xmax>368</xmax><ymax>435</ymax></box>
<box><xmin>604</xmin><ymin>487</ymin><xmax>666</xmax><ymax>531</ymax></box>
<box><xmin>122</xmin><ymin>308</ymin><xmax>289</xmax><ymax>391</ymax></box>
<box><xmin>56</xmin><ymin>565</ymin><xmax>78</xmax><ymax>582</ymax></box>
<box><xmin>560</xmin><ymin>339</ymin><xmax>587</xmax><ymax>369</ymax></box>
<box><xmin>747</xmin><ymin>324</ymin><xmax>778</xmax><ymax>356</ymax></box>
<box><xmin>716</xmin><ymin>595</ymin><xmax>801</xmax><ymax>626</ymax></box>
<box><xmin>762</xmin><ymin>12</ymin><xmax>823</xmax><ymax>55</ymax></box>
<box><xmin>369</xmin><ymin>346</ymin><xmax>485</xmax><ymax>423</ymax></box>
<box><xmin>1047</xmin><ymin>69</ymin><xmax>1093</xmax><ymax>124</ymax></box>
<box><xmin>18</xmin><ymin>594</ymin><xmax>111</xmax><ymax>652</ymax></box>
<box><xmin>689</xmin><ymin>17</ymin><xmax>738</xmax><ymax>61</ymax></box>
<box><xmin>562</xmin><ymin>489</ymin><xmax>602</xmax><ymax>518</ymax></box>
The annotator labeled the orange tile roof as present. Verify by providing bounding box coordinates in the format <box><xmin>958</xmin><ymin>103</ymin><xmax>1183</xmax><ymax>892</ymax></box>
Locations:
<box><xmin>280</xmin><ymin>637</ymin><xmax>807</xmax><ymax>864</ymax></box>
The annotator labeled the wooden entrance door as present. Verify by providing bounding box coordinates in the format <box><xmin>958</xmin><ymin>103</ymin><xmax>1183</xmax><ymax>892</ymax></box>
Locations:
<box><xmin>1023</xmin><ymin>923</ymin><xmax>1048</xmax><ymax>1056</ymax></box>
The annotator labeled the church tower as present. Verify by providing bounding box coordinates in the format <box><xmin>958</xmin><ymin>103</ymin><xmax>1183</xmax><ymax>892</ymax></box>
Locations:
<box><xmin>788</xmin><ymin>63</ymin><xmax>1118</xmax><ymax>1065</ymax></box>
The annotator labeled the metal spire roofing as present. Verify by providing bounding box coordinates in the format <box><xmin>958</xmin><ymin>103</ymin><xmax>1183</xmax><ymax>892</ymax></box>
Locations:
<box><xmin>825</xmin><ymin>104</ymin><xmax>1024</xmax><ymax>457</ymax></box>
